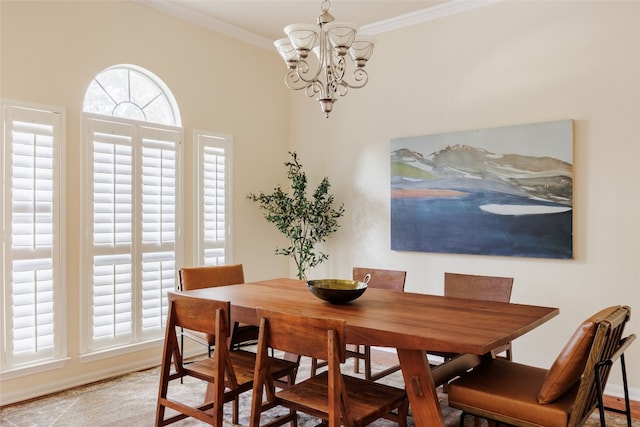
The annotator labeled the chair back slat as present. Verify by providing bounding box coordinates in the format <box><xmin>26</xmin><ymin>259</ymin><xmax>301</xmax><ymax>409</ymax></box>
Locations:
<box><xmin>179</xmin><ymin>264</ymin><xmax>245</xmax><ymax>291</ymax></box>
<box><xmin>352</xmin><ymin>267</ymin><xmax>406</xmax><ymax>291</ymax></box>
<box><xmin>256</xmin><ymin>308</ymin><xmax>347</xmax><ymax>362</ymax></box>
<box><xmin>168</xmin><ymin>291</ymin><xmax>230</xmax><ymax>338</ymax></box>
<box><xmin>444</xmin><ymin>272</ymin><xmax>513</xmax><ymax>302</ymax></box>
<box><xmin>569</xmin><ymin>305</ymin><xmax>631</xmax><ymax>427</ymax></box>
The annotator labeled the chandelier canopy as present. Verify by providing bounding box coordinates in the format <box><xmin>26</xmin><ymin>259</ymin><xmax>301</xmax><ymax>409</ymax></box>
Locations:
<box><xmin>274</xmin><ymin>0</ymin><xmax>375</xmax><ymax>118</ymax></box>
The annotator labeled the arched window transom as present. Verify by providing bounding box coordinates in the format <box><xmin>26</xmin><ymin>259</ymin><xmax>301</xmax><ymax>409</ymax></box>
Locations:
<box><xmin>83</xmin><ymin>64</ymin><xmax>181</xmax><ymax>126</ymax></box>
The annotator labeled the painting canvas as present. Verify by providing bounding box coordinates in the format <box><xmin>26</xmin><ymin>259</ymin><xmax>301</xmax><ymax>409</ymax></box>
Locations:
<box><xmin>390</xmin><ymin>120</ymin><xmax>573</xmax><ymax>259</ymax></box>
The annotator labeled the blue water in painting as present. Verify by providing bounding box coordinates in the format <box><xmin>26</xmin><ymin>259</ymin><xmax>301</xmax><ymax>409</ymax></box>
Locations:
<box><xmin>391</xmin><ymin>191</ymin><xmax>573</xmax><ymax>259</ymax></box>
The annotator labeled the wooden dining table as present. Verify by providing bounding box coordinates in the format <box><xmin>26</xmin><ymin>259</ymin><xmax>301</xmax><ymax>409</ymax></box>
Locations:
<box><xmin>182</xmin><ymin>277</ymin><xmax>559</xmax><ymax>426</ymax></box>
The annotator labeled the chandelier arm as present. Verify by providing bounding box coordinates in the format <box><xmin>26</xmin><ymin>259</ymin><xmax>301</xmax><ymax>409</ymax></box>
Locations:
<box><xmin>334</xmin><ymin>82</ymin><xmax>348</xmax><ymax>97</ymax></box>
<box><xmin>291</xmin><ymin>60</ymin><xmax>324</xmax><ymax>85</ymax></box>
<box><xmin>284</xmin><ymin>70</ymin><xmax>310</xmax><ymax>91</ymax></box>
<box><xmin>305</xmin><ymin>81</ymin><xmax>327</xmax><ymax>99</ymax></box>
<box><xmin>337</xmin><ymin>68</ymin><xmax>369</xmax><ymax>90</ymax></box>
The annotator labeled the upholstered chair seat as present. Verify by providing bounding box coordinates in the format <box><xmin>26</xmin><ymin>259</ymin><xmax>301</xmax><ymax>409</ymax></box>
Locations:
<box><xmin>448</xmin><ymin>358</ymin><xmax>579</xmax><ymax>427</ymax></box>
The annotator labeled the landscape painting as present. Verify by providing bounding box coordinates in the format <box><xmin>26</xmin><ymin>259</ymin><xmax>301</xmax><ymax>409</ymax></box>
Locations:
<box><xmin>390</xmin><ymin>120</ymin><xmax>573</xmax><ymax>259</ymax></box>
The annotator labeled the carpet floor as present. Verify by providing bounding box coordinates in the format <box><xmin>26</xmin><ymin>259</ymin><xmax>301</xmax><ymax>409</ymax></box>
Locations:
<box><xmin>1</xmin><ymin>355</ymin><xmax>637</xmax><ymax>427</ymax></box>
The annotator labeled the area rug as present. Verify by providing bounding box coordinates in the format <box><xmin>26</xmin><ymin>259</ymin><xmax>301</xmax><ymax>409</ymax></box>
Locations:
<box><xmin>1</xmin><ymin>356</ymin><xmax>637</xmax><ymax>427</ymax></box>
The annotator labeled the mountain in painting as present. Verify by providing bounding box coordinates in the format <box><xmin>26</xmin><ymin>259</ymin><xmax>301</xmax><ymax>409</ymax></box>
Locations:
<box><xmin>391</xmin><ymin>145</ymin><xmax>572</xmax><ymax>206</ymax></box>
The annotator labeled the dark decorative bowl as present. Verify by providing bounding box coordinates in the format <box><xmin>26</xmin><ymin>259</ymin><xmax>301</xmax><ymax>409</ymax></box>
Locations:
<box><xmin>307</xmin><ymin>279</ymin><xmax>368</xmax><ymax>304</ymax></box>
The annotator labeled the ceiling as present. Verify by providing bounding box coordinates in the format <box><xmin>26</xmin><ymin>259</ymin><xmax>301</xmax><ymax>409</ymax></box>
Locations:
<box><xmin>134</xmin><ymin>0</ymin><xmax>487</xmax><ymax>50</ymax></box>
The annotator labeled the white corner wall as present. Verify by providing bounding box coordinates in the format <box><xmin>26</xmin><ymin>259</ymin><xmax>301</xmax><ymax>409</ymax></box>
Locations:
<box><xmin>289</xmin><ymin>0</ymin><xmax>639</xmax><ymax>398</ymax></box>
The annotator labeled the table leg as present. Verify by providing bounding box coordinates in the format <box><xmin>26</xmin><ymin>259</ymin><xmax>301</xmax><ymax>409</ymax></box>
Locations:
<box><xmin>397</xmin><ymin>348</ymin><xmax>445</xmax><ymax>427</ymax></box>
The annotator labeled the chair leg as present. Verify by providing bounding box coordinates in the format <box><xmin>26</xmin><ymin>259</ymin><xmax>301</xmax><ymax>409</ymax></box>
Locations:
<box><xmin>364</xmin><ymin>345</ymin><xmax>372</xmax><ymax>380</ymax></box>
<box><xmin>441</xmin><ymin>355</ymin><xmax>452</xmax><ymax>393</ymax></box>
<box><xmin>619</xmin><ymin>353</ymin><xmax>633</xmax><ymax>427</ymax></box>
<box><xmin>460</xmin><ymin>411</ymin><xmax>496</xmax><ymax>427</ymax></box>
<box><xmin>595</xmin><ymin>352</ymin><xmax>633</xmax><ymax>427</ymax></box>
<box><xmin>232</xmin><ymin>395</ymin><xmax>239</xmax><ymax>425</ymax></box>
<box><xmin>180</xmin><ymin>329</ymin><xmax>184</xmax><ymax>384</ymax></box>
<box><xmin>397</xmin><ymin>398</ymin><xmax>409</xmax><ymax>427</ymax></box>
<box><xmin>459</xmin><ymin>411</ymin><xmax>466</xmax><ymax>427</ymax></box>
<box><xmin>310</xmin><ymin>357</ymin><xmax>327</xmax><ymax>377</ymax></box>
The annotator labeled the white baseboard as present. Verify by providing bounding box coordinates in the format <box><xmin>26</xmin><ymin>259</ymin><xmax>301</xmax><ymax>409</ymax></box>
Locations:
<box><xmin>1</xmin><ymin>357</ymin><xmax>159</xmax><ymax>406</ymax></box>
<box><xmin>605</xmin><ymin>383</ymin><xmax>640</xmax><ymax>403</ymax></box>
<box><xmin>1</xmin><ymin>347</ymin><xmax>205</xmax><ymax>406</ymax></box>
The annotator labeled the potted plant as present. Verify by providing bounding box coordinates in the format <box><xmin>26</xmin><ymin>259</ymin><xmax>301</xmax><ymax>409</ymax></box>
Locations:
<box><xmin>248</xmin><ymin>152</ymin><xmax>345</xmax><ymax>281</ymax></box>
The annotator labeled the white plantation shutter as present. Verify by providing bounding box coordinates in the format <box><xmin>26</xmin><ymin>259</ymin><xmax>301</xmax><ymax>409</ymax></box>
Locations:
<box><xmin>140</xmin><ymin>128</ymin><xmax>177</xmax><ymax>334</ymax></box>
<box><xmin>1</xmin><ymin>103</ymin><xmax>65</xmax><ymax>370</ymax></box>
<box><xmin>84</xmin><ymin>116</ymin><xmax>180</xmax><ymax>350</ymax></box>
<box><xmin>195</xmin><ymin>132</ymin><xmax>232</xmax><ymax>266</ymax></box>
<box><xmin>88</xmin><ymin>119</ymin><xmax>134</xmax><ymax>345</ymax></box>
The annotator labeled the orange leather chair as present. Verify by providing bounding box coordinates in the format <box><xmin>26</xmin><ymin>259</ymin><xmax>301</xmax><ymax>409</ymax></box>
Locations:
<box><xmin>448</xmin><ymin>305</ymin><xmax>634</xmax><ymax>427</ymax></box>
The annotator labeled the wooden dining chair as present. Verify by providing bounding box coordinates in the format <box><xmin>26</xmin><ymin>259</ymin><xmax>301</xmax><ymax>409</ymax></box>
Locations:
<box><xmin>430</xmin><ymin>272</ymin><xmax>514</xmax><ymax>395</ymax></box>
<box><xmin>349</xmin><ymin>267</ymin><xmax>406</xmax><ymax>381</ymax></box>
<box><xmin>436</xmin><ymin>273</ymin><xmax>514</xmax><ymax>357</ymax></box>
<box><xmin>250</xmin><ymin>307</ymin><xmax>409</xmax><ymax>427</ymax></box>
<box><xmin>155</xmin><ymin>292</ymin><xmax>298</xmax><ymax>427</ymax></box>
<box><xmin>448</xmin><ymin>305</ymin><xmax>635</xmax><ymax>427</ymax></box>
<box><xmin>178</xmin><ymin>264</ymin><xmax>259</xmax><ymax>353</ymax></box>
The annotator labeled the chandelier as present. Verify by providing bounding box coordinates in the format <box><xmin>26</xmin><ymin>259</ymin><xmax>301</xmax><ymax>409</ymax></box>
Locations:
<box><xmin>274</xmin><ymin>0</ymin><xmax>375</xmax><ymax>118</ymax></box>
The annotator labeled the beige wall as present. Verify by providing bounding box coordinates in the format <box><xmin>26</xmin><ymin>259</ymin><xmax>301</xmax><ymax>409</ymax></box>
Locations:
<box><xmin>0</xmin><ymin>0</ymin><xmax>291</xmax><ymax>404</ymax></box>
<box><xmin>288</xmin><ymin>0</ymin><xmax>639</xmax><ymax>399</ymax></box>
<box><xmin>1</xmin><ymin>0</ymin><xmax>639</xmax><ymax>405</ymax></box>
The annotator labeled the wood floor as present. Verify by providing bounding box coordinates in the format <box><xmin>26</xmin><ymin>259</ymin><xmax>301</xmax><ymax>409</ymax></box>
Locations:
<box><xmin>368</xmin><ymin>348</ymin><xmax>640</xmax><ymax>420</ymax></box>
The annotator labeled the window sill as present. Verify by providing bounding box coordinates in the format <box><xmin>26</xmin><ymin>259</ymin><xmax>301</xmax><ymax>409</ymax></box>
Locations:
<box><xmin>1</xmin><ymin>357</ymin><xmax>70</xmax><ymax>381</ymax></box>
<box><xmin>80</xmin><ymin>338</ymin><xmax>163</xmax><ymax>363</ymax></box>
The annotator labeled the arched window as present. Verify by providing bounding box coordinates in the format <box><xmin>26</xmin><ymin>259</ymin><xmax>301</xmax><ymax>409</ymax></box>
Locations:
<box><xmin>83</xmin><ymin>64</ymin><xmax>181</xmax><ymax>126</ymax></box>
<box><xmin>81</xmin><ymin>65</ymin><xmax>182</xmax><ymax>354</ymax></box>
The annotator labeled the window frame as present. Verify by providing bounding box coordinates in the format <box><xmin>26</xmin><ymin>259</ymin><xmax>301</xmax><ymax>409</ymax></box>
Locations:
<box><xmin>80</xmin><ymin>64</ymin><xmax>183</xmax><ymax>358</ymax></box>
<box><xmin>0</xmin><ymin>99</ymin><xmax>68</xmax><ymax>378</ymax></box>
<box><xmin>80</xmin><ymin>113</ymin><xmax>183</xmax><ymax>356</ymax></box>
<box><xmin>193</xmin><ymin>130</ymin><xmax>233</xmax><ymax>266</ymax></box>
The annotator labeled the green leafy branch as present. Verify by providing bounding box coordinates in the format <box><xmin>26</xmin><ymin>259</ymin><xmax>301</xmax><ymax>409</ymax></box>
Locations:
<box><xmin>247</xmin><ymin>152</ymin><xmax>345</xmax><ymax>280</ymax></box>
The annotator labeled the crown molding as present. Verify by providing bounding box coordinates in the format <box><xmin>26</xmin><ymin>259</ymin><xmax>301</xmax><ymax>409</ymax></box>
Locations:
<box><xmin>135</xmin><ymin>0</ymin><xmax>502</xmax><ymax>52</ymax></box>
<box><xmin>134</xmin><ymin>0</ymin><xmax>275</xmax><ymax>50</ymax></box>
<box><xmin>361</xmin><ymin>0</ymin><xmax>503</xmax><ymax>36</ymax></box>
